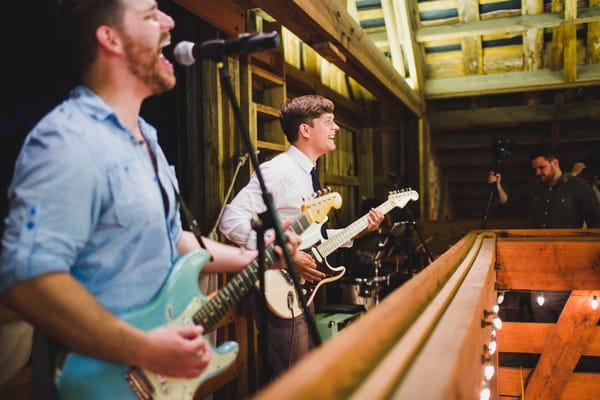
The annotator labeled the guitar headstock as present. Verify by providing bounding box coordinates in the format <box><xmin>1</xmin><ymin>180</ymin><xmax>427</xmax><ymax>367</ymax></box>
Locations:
<box><xmin>301</xmin><ymin>189</ymin><xmax>343</xmax><ymax>224</ymax></box>
<box><xmin>388</xmin><ymin>188</ymin><xmax>419</xmax><ymax>209</ymax></box>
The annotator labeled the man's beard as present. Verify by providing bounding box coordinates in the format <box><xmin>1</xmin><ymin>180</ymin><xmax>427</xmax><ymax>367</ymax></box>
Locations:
<box><xmin>124</xmin><ymin>36</ymin><xmax>175</xmax><ymax>94</ymax></box>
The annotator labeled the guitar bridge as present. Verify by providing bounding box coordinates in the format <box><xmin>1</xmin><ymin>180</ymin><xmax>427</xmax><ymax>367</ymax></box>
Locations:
<box><xmin>126</xmin><ymin>367</ymin><xmax>155</xmax><ymax>400</ymax></box>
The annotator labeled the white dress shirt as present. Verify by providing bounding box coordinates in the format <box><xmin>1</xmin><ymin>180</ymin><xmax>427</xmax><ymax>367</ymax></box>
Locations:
<box><xmin>219</xmin><ymin>145</ymin><xmax>316</xmax><ymax>249</ymax></box>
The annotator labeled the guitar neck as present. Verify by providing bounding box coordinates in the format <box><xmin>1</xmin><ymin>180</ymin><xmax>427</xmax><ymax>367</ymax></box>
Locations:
<box><xmin>193</xmin><ymin>214</ymin><xmax>311</xmax><ymax>331</ymax></box>
<box><xmin>318</xmin><ymin>200</ymin><xmax>394</xmax><ymax>257</ymax></box>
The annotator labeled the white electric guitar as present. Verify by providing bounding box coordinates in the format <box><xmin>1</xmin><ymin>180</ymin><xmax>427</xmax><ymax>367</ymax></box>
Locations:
<box><xmin>264</xmin><ymin>189</ymin><xmax>419</xmax><ymax>319</ymax></box>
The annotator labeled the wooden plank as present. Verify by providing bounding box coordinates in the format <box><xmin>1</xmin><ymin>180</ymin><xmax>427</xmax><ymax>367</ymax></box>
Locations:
<box><xmin>380</xmin><ymin>0</ymin><xmax>406</xmax><ymax>78</ymax></box>
<box><xmin>173</xmin><ymin>0</ymin><xmax>246</xmax><ymax>37</ymax></box>
<box><xmin>587</xmin><ymin>0</ymin><xmax>600</xmax><ymax>63</ymax></box>
<box><xmin>416</xmin><ymin>8</ymin><xmax>600</xmax><ymax>42</ymax></box>
<box><xmin>524</xmin><ymin>291</ymin><xmax>600</xmax><ymax>399</ymax></box>
<box><xmin>428</xmin><ymin>100</ymin><xmax>600</xmax><ymax>129</ymax></box>
<box><xmin>233</xmin><ymin>0</ymin><xmax>424</xmax><ymax>115</ymax></box>
<box><xmin>390</xmin><ymin>236</ymin><xmax>497</xmax><ymax>399</ymax></box>
<box><xmin>252</xmin><ymin>232</ymin><xmax>479</xmax><ymax>399</ymax></box>
<box><xmin>563</xmin><ymin>0</ymin><xmax>578</xmax><ymax>82</ymax></box>
<box><xmin>424</xmin><ymin>64</ymin><xmax>600</xmax><ymax>98</ymax></box>
<box><xmin>498</xmin><ymin>322</ymin><xmax>600</xmax><ymax>355</ymax></box>
<box><xmin>522</xmin><ymin>0</ymin><xmax>544</xmax><ymax>71</ymax></box>
<box><xmin>395</xmin><ymin>0</ymin><xmax>425</xmax><ymax>91</ymax></box>
<box><xmin>458</xmin><ymin>0</ymin><xmax>483</xmax><ymax>75</ymax></box>
<box><xmin>496</xmin><ymin>241</ymin><xmax>600</xmax><ymax>290</ymax></box>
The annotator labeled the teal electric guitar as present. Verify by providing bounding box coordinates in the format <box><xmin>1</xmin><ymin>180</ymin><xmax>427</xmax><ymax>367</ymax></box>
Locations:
<box><xmin>55</xmin><ymin>191</ymin><xmax>342</xmax><ymax>400</ymax></box>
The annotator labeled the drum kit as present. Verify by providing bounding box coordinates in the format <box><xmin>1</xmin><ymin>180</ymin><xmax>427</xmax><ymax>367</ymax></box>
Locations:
<box><xmin>338</xmin><ymin>222</ymin><xmax>413</xmax><ymax>310</ymax></box>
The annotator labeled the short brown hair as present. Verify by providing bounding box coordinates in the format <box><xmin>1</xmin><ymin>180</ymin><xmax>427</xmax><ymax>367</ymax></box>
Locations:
<box><xmin>279</xmin><ymin>95</ymin><xmax>334</xmax><ymax>143</ymax></box>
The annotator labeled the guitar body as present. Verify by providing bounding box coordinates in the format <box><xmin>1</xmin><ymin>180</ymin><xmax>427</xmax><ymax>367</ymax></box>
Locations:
<box><xmin>264</xmin><ymin>221</ymin><xmax>345</xmax><ymax>319</ymax></box>
<box><xmin>264</xmin><ymin>189</ymin><xmax>419</xmax><ymax>319</ymax></box>
<box><xmin>55</xmin><ymin>250</ymin><xmax>239</xmax><ymax>400</ymax></box>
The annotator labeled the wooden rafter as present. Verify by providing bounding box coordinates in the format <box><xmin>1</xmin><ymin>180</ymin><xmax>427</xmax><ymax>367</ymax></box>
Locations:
<box><xmin>588</xmin><ymin>0</ymin><xmax>600</xmax><ymax>63</ymax></box>
<box><xmin>416</xmin><ymin>8</ymin><xmax>600</xmax><ymax>42</ymax></box>
<box><xmin>524</xmin><ymin>291</ymin><xmax>600</xmax><ymax>399</ymax></box>
<box><xmin>458</xmin><ymin>0</ymin><xmax>483</xmax><ymax>75</ymax></box>
<box><xmin>424</xmin><ymin>64</ymin><xmax>600</xmax><ymax>98</ymax></box>
<box><xmin>381</xmin><ymin>0</ymin><xmax>406</xmax><ymax>78</ymax></box>
<box><xmin>231</xmin><ymin>0</ymin><xmax>425</xmax><ymax>115</ymax></box>
<box><xmin>522</xmin><ymin>0</ymin><xmax>544</xmax><ymax>71</ymax></box>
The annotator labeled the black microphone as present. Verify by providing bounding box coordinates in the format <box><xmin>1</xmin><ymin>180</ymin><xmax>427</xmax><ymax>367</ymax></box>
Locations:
<box><xmin>173</xmin><ymin>31</ymin><xmax>281</xmax><ymax>65</ymax></box>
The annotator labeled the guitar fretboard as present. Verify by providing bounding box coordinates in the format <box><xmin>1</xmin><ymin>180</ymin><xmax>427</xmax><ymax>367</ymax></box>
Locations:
<box><xmin>317</xmin><ymin>201</ymin><xmax>394</xmax><ymax>257</ymax></box>
<box><xmin>192</xmin><ymin>215</ymin><xmax>311</xmax><ymax>331</ymax></box>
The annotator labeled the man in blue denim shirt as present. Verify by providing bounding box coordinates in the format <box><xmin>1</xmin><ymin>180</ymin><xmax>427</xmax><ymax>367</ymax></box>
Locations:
<box><xmin>0</xmin><ymin>0</ymin><xmax>299</xmax><ymax>381</ymax></box>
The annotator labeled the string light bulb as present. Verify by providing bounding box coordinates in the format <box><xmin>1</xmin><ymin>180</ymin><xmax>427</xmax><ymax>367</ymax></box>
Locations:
<box><xmin>480</xmin><ymin>384</ymin><xmax>491</xmax><ymax>400</ymax></box>
<box><xmin>487</xmin><ymin>339</ymin><xmax>497</xmax><ymax>355</ymax></box>
<box><xmin>493</xmin><ymin>315</ymin><xmax>502</xmax><ymax>330</ymax></box>
<box><xmin>496</xmin><ymin>291</ymin><xmax>505</xmax><ymax>304</ymax></box>
<box><xmin>536</xmin><ymin>292</ymin><xmax>545</xmax><ymax>306</ymax></box>
<box><xmin>592</xmin><ymin>296</ymin><xmax>598</xmax><ymax>311</ymax></box>
<box><xmin>484</xmin><ymin>363</ymin><xmax>495</xmax><ymax>380</ymax></box>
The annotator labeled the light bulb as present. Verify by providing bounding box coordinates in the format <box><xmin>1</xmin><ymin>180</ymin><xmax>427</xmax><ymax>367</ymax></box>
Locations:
<box><xmin>493</xmin><ymin>316</ymin><xmax>502</xmax><ymax>330</ymax></box>
<box><xmin>488</xmin><ymin>339</ymin><xmax>497</xmax><ymax>355</ymax></box>
<box><xmin>496</xmin><ymin>291</ymin><xmax>505</xmax><ymax>304</ymax></box>
<box><xmin>492</xmin><ymin>304</ymin><xmax>499</xmax><ymax>313</ymax></box>
<box><xmin>484</xmin><ymin>364</ymin><xmax>495</xmax><ymax>380</ymax></box>
<box><xmin>592</xmin><ymin>296</ymin><xmax>598</xmax><ymax>311</ymax></box>
<box><xmin>536</xmin><ymin>293</ymin><xmax>545</xmax><ymax>306</ymax></box>
<box><xmin>480</xmin><ymin>386</ymin><xmax>491</xmax><ymax>400</ymax></box>
<box><xmin>491</xmin><ymin>329</ymin><xmax>496</xmax><ymax>339</ymax></box>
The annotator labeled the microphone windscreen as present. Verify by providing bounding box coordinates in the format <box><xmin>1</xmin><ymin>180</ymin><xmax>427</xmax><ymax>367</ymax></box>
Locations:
<box><xmin>173</xmin><ymin>41</ymin><xmax>195</xmax><ymax>66</ymax></box>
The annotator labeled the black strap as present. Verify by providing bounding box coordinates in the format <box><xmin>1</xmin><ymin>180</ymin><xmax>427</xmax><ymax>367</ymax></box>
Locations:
<box><xmin>173</xmin><ymin>189</ymin><xmax>211</xmax><ymax>254</ymax></box>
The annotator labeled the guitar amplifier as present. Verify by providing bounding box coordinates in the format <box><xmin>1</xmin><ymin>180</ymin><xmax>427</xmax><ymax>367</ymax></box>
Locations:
<box><xmin>316</xmin><ymin>304</ymin><xmax>364</xmax><ymax>341</ymax></box>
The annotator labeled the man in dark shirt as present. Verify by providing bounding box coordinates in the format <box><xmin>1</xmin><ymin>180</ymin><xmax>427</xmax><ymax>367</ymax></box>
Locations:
<box><xmin>488</xmin><ymin>144</ymin><xmax>600</xmax><ymax>323</ymax></box>
<box><xmin>488</xmin><ymin>145</ymin><xmax>600</xmax><ymax>229</ymax></box>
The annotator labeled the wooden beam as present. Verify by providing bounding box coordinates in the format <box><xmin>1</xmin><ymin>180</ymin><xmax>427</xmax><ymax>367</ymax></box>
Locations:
<box><xmin>499</xmin><ymin>368</ymin><xmax>600</xmax><ymax>400</ymax></box>
<box><xmin>395</xmin><ymin>0</ymin><xmax>426</xmax><ymax>91</ymax></box>
<box><xmin>424</xmin><ymin>64</ymin><xmax>600</xmax><ymax>98</ymax></box>
<box><xmin>173</xmin><ymin>0</ymin><xmax>246</xmax><ymax>37</ymax></box>
<box><xmin>498</xmin><ymin>322</ymin><xmax>600</xmax><ymax>355</ymax></box>
<box><xmin>428</xmin><ymin>100</ymin><xmax>600</xmax><ymax>129</ymax></box>
<box><xmin>380</xmin><ymin>0</ymin><xmax>406</xmax><ymax>77</ymax></box>
<box><xmin>458</xmin><ymin>0</ymin><xmax>483</xmax><ymax>75</ymax></box>
<box><xmin>521</xmin><ymin>0</ymin><xmax>544</xmax><ymax>71</ymax></box>
<box><xmin>416</xmin><ymin>7</ymin><xmax>600</xmax><ymax>42</ymax></box>
<box><xmin>232</xmin><ymin>0</ymin><xmax>425</xmax><ymax>116</ymax></box>
<box><xmin>587</xmin><ymin>0</ymin><xmax>600</xmax><ymax>63</ymax></box>
<box><xmin>563</xmin><ymin>0</ymin><xmax>578</xmax><ymax>82</ymax></box>
<box><xmin>524</xmin><ymin>291</ymin><xmax>600</xmax><ymax>399</ymax></box>
<box><xmin>495</xmin><ymin>240</ymin><xmax>600</xmax><ymax>291</ymax></box>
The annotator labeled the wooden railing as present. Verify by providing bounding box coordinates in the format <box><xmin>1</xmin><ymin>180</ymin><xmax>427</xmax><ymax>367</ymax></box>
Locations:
<box><xmin>251</xmin><ymin>229</ymin><xmax>600</xmax><ymax>400</ymax></box>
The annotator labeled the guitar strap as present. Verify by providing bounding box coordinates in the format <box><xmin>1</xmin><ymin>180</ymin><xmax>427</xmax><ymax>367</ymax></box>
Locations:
<box><xmin>171</xmin><ymin>184</ymin><xmax>212</xmax><ymax>256</ymax></box>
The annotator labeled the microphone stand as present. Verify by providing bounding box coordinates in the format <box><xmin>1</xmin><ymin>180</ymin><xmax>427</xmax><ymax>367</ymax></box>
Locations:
<box><xmin>208</xmin><ymin>151</ymin><xmax>251</xmax><ymax>240</ymax></box>
<box><xmin>214</xmin><ymin>59</ymin><xmax>322</xmax><ymax>360</ymax></box>
<box><xmin>388</xmin><ymin>173</ymin><xmax>433</xmax><ymax>267</ymax></box>
<box><xmin>481</xmin><ymin>159</ymin><xmax>503</xmax><ymax>229</ymax></box>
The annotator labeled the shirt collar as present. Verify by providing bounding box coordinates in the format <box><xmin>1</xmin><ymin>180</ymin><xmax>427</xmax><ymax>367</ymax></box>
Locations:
<box><xmin>70</xmin><ymin>85</ymin><xmax>157</xmax><ymax>144</ymax></box>
<box><xmin>287</xmin><ymin>145</ymin><xmax>316</xmax><ymax>174</ymax></box>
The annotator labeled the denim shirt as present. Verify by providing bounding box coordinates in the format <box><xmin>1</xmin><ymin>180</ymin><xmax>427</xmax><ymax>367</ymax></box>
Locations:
<box><xmin>0</xmin><ymin>86</ymin><xmax>182</xmax><ymax>314</ymax></box>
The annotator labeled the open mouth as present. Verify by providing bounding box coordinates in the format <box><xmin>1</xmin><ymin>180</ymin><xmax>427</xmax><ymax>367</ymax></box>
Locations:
<box><xmin>158</xmin><ymin>36</ymin><xmax>173</xmax><ymax>68</ymax></box>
